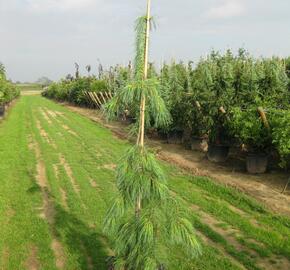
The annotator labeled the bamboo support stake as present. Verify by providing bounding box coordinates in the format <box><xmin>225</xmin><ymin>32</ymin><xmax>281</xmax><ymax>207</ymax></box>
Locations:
<box><xmin>138</xmin><ymin>0</ymin><xmax>151</xmax><ymax>149</ymax></box>
<box><xmin>219</xmin><ymin>106</ymin><xmax>226</xmax><ymax>114</ymax></box>
<box><xmin>282</xmin><ymin>177</ymin><xmax>290</xmax><ymax>194</ymax></box>
<box><xmin>258</xmin><ymin>107</ymin><xmax>270</xmax><ymax>130</ymax></box>
<box><xmin>93</xmin><ymin>92</ymin><xmax>103</xmax><ymax>107</ymax></box>
<box><xmin>135</xmin><ymin>0</ymin><xmax>151</xmax><ymax>217</ymax></box>
<box><xmin>104</xmin><ymin>91</ymin><xmax>110</xmax><ymax>100</ymax></box>
<box><xmin>85</xmin><ymin>91</ymin><xmax>94</xmax><ymax>108</ymax></box>
<box><xmin>99</xmin><ymin>92</ymin><xmax>107</xmax><ymax>104</ymax></box>
<box><xmin>87</xmin><ymin>92</ymin><xmax>94</xmax><ymax>105</ymax></box>
<box><xmin>195</xmin><ymin>101</ymin><xmax>201</xmax><ymax>110</ymax></box>
<box><xmin>89</xmin><ymin>92</ymin><xmax>100</xmax><ymax>107</ymax></box>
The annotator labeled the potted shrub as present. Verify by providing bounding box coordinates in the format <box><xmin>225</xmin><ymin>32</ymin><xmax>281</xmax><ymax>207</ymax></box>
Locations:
<box><xmin>270</xmin><ymin>110</ymin><xmax>290</xmax><ymax>170</ymax></box>
<box><xmin>228</xmin><ymin>107</ymin><xmax>272</xmax><ymax>173</ymax></box>
<box><xmin>160</xmin><ymin>62</ymin><xmax>189</xmax><ymax>145</ymax></box>
<box><xmin>0</xmin><ymin>90</ymin><xmax>5</xmax><ymax>117</ymax></box>
<box><xmin>198</xmin><ymin>51</ymin><xmax>235</xmax><ymax>162</ymax></box>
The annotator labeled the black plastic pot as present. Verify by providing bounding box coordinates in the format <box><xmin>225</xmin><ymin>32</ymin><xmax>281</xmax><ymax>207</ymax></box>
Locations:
<box><xmin>207</xmin><ymin>144</ymin><xmax>230</xmax><ymax>163</ymax></box>
<box><xmin>182</xmin><ymin>128</ymin><xmax>192</xmax><ymax>149</ymax></box>
<box><xmin>0</xmin><ymin>105</ymin><xmax>5</xmax><ymax>117</ymax></box>
<box><xmin>246</xmin><ymin>153</ymin><xmax>268</xmax><ymax>174</ymax></box>
<box><xmin>167</xmin><ymin>130</ymin><xmax>183</xmax><ymax>144</ymax></box>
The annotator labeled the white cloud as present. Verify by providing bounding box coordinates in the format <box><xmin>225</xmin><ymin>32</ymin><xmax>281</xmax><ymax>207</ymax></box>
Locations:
<box><xmin>205</xmin><ymin>0</ymin><xmax>245</xmax><ymax>19</ymax></box>
<box><xmin>27</xmin><ymin>0</ymin><xmax>97</xmax><ymax>12</ymax></box>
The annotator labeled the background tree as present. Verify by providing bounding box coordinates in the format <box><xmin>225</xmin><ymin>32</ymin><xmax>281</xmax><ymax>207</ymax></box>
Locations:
<box><xmin>86</xmin><ymin>65</ymin><xmax>91</xmax><ymax>77</ymax></box>
<box><xmin>75</xmin><ymin>62</ymin><xmax>80</xmax><ymax>79</ymax></box>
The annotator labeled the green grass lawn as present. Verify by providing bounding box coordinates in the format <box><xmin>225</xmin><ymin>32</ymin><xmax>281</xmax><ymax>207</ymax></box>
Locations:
<box><xmin>0</xmin><ymin>95</ymin><xmax>289</xmax><ymax>270</ymax></box>
<box><xmin>16</xmin><ymin>83</ymin><xmax>42</xmax><ymax>91</ymax></box>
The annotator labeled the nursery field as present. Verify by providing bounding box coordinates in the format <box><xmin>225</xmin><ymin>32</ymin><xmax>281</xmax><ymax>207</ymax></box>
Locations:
<box><xmin>0</xmin><ymin>95</ymin><xmax>289</xmax><ymax>270</ymax></box>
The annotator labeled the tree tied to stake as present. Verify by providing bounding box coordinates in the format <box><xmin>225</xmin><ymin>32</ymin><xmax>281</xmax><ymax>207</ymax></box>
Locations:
<box><xmin>103</xmin><ymin>1</ymin><xmax>201</xmax><ymax>269</ymax></box>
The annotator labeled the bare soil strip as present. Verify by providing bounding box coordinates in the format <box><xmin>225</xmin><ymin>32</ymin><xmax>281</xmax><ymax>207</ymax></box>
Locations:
<box><xmin>62</xmin><ymin>124</ymin><xmax>78</xmax><ymax>137</ymax></box>
<box><xmin>39</xmin><ymin>108</ymin><xmax>52</xmax><ymax>125</ymax></box>
<box><xmin>98</xmin><ymin>163</ymin><xmax>117</xmax><ymax>171</ymax></box>
<box><xmin>1</xmin><ymin>247</ymin><xmax>10</xmax><ymax>270</ymax></box>
<box><xmin>197</xmin><ymin>231</ymin><xmax>248</xmax><ymax>270</ymax></box>
<box><xmin>59</xmin><ymin>154</ymin><xmax>80</xmax><ymax>195</ymax></box>
<box><xmin>35</xmin><ymin>119</ymin><xmax>57</xmax><ymax>149</ymax></box>
<box><xmin>63</xmin><ymin>104</ymin><xmax>290</xmax><ymax>217</ymax></box>
<box><xmin>24</xmin><ymin>245</ymin><xmax>40</xmax><ymax>270</ymax></box>
<box><xmin>190</xmin><ymin>201</ymin><xmax>290</xmax><ymax>270</ymax></box>
<box><xmin>30</xmin><ymin>137</ymin><xmax>66</xmax><ymax>269</ymax></box>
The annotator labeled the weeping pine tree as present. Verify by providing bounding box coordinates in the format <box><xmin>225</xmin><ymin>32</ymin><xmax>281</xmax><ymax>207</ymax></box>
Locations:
<box><xmin>103</xmin><ymin>1</ymin><xmax>201</xmax><ymax>269</ymax></box>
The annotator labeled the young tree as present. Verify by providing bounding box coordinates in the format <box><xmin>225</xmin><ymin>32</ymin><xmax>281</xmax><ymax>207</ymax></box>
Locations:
<box><xmin>75</xmin><ymin>62</ymin><xmax>80</xmax><ymax>79</ymax></box>
<box><xmin>103</xmin><ymin>1</ymin><xmax>201</xmax><ymax>269</ymax></box>
<box><xmin>86</xmin><ymin>65</ymin><xmax>92</xmax><ymax>77</ymax></box>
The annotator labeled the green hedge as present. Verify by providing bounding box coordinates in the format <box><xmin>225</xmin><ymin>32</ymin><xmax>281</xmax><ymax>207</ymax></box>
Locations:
<box><xmin>42</xmin><ymin>77</ymin><xmax>108</xmax><ymax>106</ymax></box>
<box><xmin>0</xmin><ymin>64</ymin><xmax>20</xmax><ymax>105</ymax></box>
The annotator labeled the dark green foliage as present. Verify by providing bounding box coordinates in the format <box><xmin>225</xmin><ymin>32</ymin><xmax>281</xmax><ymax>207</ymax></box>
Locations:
<box><xmin>270</xmin><ymin>110</ymin><xmax>290</xmax><ymax>168</ymax></box>
<box><xmin>42</xmin><ymin>77</ymin><xmax>109</xmax><ymax>106</ymax></box>
<box><xmin>227</xmin><ymin>107</ymin><xmax>272</xmax><ymax>152</ymax></box>
<box><xmin>0</xmin><ymin>63</ymin><xmax>20</xmax><ymax>105</ymax></box>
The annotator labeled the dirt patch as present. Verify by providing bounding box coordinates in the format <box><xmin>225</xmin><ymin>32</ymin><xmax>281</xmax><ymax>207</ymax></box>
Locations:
<box><xmin>174</xmin><ymin>191</ymin><xmax>290</xmax><ymax>270</ymax></box>
<box><xmin>60</xmin><ymin>188</ymin><xmax>69</xmax><ymax>210</ymax></box>
<box><xmin>21</xmin><ymin>91</ymin><xmax>41</xmax><ymax>96</ymax></box>
<box><xmin>53</xmin><ymin>164</ymin><xmax>59</xmax><ymax>179</ymax></box>
<box><xmin>196</xmin><ymin>231</ymin><xmax>248</xmax><ymax>270</ymax></box>
<box><xmin>35</xmin><ymin>120</ymin><xmax>57</xmax><ymax>149</ymax></box>
<box><xmin>89</xmin><ymin>178</ymin><xmax>101</xmax><ymax>191</ymax></box>
<box><xmin>40</xmin><ymin>108</ymin><xmax>52</xmax><ymax>125</ymax></box>
<box><xmin>3</xmin><ymin>207</ymin><xmax>16</xmax><ymax>226</ymax></box>
<box><xmin>25</xmin><ymin>245</ymin><xmax>40</xmax><ymax>270</ymax></box>
<box><xmin>30</xmin><ymin>136</ymin><xmax>66</xmax><ymax>269</ymax></box>
<box><xmin>59</xmin><ymin>155</ymin><xmax>80</xmax><ymax>195</ymax></box>
<box><xmin>1</xmin><ymin>247</ymin><xmax>9</xmax><ymax>269</ymax></box>
<box><xmin>101</xmin><ymin>164</ymin><xmax>117</xmax><ymax>171</ymax></box>
<box><xmin>46</xmin><ymin>110</ymin><xmax>58</xmax><ymax>118</ymax></box>
<box><xmin>51</xmin><ymin>240</ymin><xmax>66</xmax><ymax>269</ymax></box>
<box><xmin>62</xmin><ymin>124</ymin><xmax>78</xmax><ymax>137</ymax></box>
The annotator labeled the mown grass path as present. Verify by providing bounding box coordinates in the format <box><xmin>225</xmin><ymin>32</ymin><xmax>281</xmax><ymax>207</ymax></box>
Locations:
<box><xmin>0</xmin><ymin>95</ymin><xmax>289</xmax><ymax>270</ymax></box>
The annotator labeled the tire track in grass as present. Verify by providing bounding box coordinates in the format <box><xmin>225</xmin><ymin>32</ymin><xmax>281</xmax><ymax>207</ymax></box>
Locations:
<box><xmin>33</xmin><ymin>97</ymin><xmax>256</xmax><ymax>269</ymax></box>
<box><xmin>30</xmin><ymin>136</ymin><xmax>66</xmax><ymax>269</ymax></box>
<box><xmin>35</xmin><ymin>98</ymin><xmax>260</xmax><ymax>269</ymax></box>
<box><xmin>24</xmin><ymin>245</ymin><xmax>40</xmax><ymax>270</ymax></box>
<box><xmin>1</xmin><ymin>247</ymin><xmax>9</xmax><ymax>270</ymax></box>
<box><xmin>46</xmin><ymin>98</ymin><xmax>290</xmax><ymax>270</ymax></box>
<box><xmin>36</xmin><ymin>107</ymin><xmax>88</xmax><ymax>213</ymax></box>
<box><xmin>38</xmin><ymin>106</ymin><xmax>94</xmax><ymax>216</ymax></box>
<box><xmin>59</xmin><ymin>154</ymin><xmax>81</xmax><ymax>196</ymax></box>
<box><xmin>39</xmin><ymin>108</ymin><xmax>52</xmax><ymax>125</ymax></box>
<box><xmin>35</xmin><ymin>119</ymin><xmax>57</xmax><ymax>150</ymax></box>
<box><xmin>39</xmin><ymin>106</ymin><xmax>112</xmax><ymax>214</ymax></box>
<box><xmin>177</xmin><ymin>192</ymin><xmax>290</xmax><ymax>270</ymax></box>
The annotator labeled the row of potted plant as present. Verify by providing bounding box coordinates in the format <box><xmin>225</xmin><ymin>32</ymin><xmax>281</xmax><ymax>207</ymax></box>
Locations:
<box><xmin>158</xmin><ymin>51</ymin><xmax>290</xmax><ymax>173</ymax></box>
<box><xmin>43</xmin><ymin>52</ymin><xmax>290</xmax><ymax>173</ymax></box>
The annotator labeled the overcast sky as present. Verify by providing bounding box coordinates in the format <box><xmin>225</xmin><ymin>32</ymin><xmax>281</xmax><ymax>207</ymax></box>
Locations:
<box><xmin>0</xmin><ymin>0</ymin><xmax>289</xmax><ymax>82</ymax></box>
